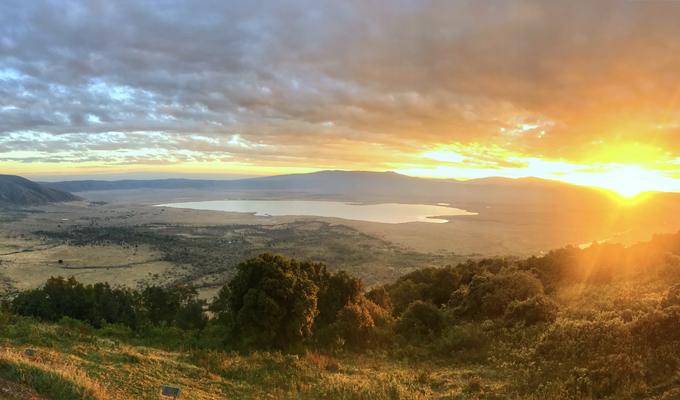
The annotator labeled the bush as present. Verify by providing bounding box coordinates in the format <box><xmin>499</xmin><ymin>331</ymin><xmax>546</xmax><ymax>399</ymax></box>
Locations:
<box><xmin>386</xmin><ymin>279</ymin><xmax>427</xmax><ymax>316</ymax></box>
<box><xmin>504</xmin><ymin>294</ymin><xmax>558</xmax><ymax>326</ymax></box>
<box><xmin>536</xmin><ymin>317</ymin><xmax>630</xmax><ymax>362</ymax></box>
<box><xmin>527</xmin><ymin>317</ymin><xmax>654</xmax><ymax>398</ymax></box>
<box><xmin>661</xmin><ymin>284</ymin><xmax>680</xmax><ymax>308</ymax></box>
<box><xmin>451</xmin><ymin>270</ymin><xmax>545</xmax><ymax>319</ymax></box>
<box><xmin>630</xmin><ymin>306</ymin><xmax>680</xmax><ymax>346</ymax></box>
<box><xmin>314</xmin><ymin>297</ymin><xmax>392</xmax><ymax>351</ymax></box>
<box><xmin>566</xmin><ymin>355</ymin><xmax>647</xmax><ymax>399</ymax></box>
<box><xmin>386</xmin><ymin>267</ymin><xmax>461</xmax><ymax>314</ymax></box>
<box><xmin>366</xmin><ymin>287</ymin><xmax>392</xmax><ymax>312</ymax></box>
<box><xmin>434</xmin><ymin>323</ymin><xmax>489</xmax><ymax>361</ymax></box>
<box><xmin>98</xmin><ymin>323</ymin><xmax>134</xmax><ymax>340</ymax></box>
<box><xmin>330</xmin><ymin>301</ymin><xmax>375</xmax><ymax>349</ymax></box>
<box><xmin>395</xmin><ymin>301</ymin><xmax>444</xmax><ymax>342</ymax></box>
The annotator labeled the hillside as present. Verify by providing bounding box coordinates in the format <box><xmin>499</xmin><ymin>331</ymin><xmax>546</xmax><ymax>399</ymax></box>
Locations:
<box><xmin>0</xmin><ymin>316</ymin><xmax>459</xmax><ymax>400</ymax></box>
<box><xmin>0</xmin><ymin>175</ymin><xmax>80</xmax><ymax>207</ymax></box>
<box><xmin>0</xmin><ymin>232</ymin><xmax>679</xmax><ymax>399</ymax></box>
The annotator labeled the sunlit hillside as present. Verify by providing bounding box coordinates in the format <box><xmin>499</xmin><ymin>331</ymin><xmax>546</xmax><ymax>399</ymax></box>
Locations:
<box><xmin>0</xmin><ymin>233</ymin><xmax>677</xmax><ymax>399</ymax></box>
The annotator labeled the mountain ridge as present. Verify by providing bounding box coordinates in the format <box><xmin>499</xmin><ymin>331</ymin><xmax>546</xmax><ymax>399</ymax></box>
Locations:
<box><xmin>40</xmin><ymin>170</ymin><xmax>619</xmax><ymax>210</ymax></box>
<box><xmin>0</xmin><ymin>174</ymin><xmax>80</xmax><ymax>206</ymax></box>
<box><xmin>42</xmin><ymin>170</ymin><xmax>597</xmax><ymax>192</ymax></box>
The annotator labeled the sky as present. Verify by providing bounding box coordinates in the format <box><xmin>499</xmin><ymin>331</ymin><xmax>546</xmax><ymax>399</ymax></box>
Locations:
<box><xmin>1</xmin><ymin>0</ymin><xmax>680</xmax><ymax>196</ymax></box>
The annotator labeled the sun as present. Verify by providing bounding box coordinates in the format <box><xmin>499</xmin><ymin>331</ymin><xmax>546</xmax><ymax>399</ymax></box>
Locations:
<box><xmin>564</xmin><ymin>165</ymin><xmax>674</xmax><ymax>199</ymax></box>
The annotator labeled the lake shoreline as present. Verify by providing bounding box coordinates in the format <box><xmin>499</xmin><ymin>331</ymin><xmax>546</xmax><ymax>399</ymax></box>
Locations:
<box><xmin>156</xmin><ymin>199</ymin><xmax>477</xmax><ymax>224</ymax></box>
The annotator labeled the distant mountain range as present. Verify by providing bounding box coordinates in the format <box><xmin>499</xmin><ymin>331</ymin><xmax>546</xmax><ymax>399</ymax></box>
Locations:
<box><xmin>42</xmin><ymin>170</ymin><xmax>615</xmax><ymax>211</ymax></box>
<box><xmin>0</xmin><ymin>174</ymin><xmax>80</xmax><ymax>206</ymax></box>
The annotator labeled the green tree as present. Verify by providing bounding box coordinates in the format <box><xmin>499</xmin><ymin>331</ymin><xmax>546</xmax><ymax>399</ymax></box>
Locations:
<box><xmin>175</xmin><ymin>298</ymin><xmax>208</xmax><ymax>330</ymax></box>
<box><xmin>141</xmin><ymin>286</ymin><xmax>181</xmax><ymax>325</ymax></box>
<box><xmin>386</xmin><ymin>266</ymin><xmax>462</xmax><ymax>314</ymax></box>
<box><xmin>141</xmin><ymin>285</ymin><xmax>206</xmax><ymax>329</ymax></box>
<box><xmin>366</xmin><ymin>286</ymin><xmax>392</xmax><ymax>312</ymax></box>
<box><xmin>315</xmin><ymin>271</ymin><xmax>363</xmax><ymax>328</ymax></box>
<box><xmin>209</xmin><ymin>285</ymin><xmax>230</xmax><ymax>319</ymax></box>
<box><xmin>11</xmin><ymin>277</ymin><xmax>141</xmax><ymax>328</ymax></box>
<box><xmin>225</xmin><ymin>254</ymin><xmax>321</xmax><ymax>349</ymax></box>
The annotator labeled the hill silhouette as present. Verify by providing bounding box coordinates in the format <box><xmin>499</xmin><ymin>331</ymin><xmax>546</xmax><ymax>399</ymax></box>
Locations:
<box><xmin>0</xmin><ymin>175</ymin><xmax>80</xmax><ymax>206</ymax></box>
<box><xmin>44</xmin><ymin>170</ymin><xmax>614</xmax><ymax>209</ymax></box>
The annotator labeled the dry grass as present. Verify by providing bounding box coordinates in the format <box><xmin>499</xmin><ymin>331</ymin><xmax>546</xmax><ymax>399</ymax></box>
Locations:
<box><xmin>0</xmin><ymin>316</ymin><xmax>234</xmax><ymax>399</ymax></box>
<box><xmin>0</xmin><ymin>319</ymin><xmax>507</xmax><ymax>400</ymax></box>
<box><xmin>0</xmin><ymin>347</ymin><xmax>107</xmax><ymax>399</ymax></box>
<box><xmin>0</xmin><ymin>242</ymin><xmax>177</xmax><ymax>292</ymax></box>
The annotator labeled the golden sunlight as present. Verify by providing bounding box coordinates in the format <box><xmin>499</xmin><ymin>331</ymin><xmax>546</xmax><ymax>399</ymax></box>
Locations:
<box><xmin>397</xmin><ymin>146</ymin><xmax>680</xmax><ymax>198</ymax></box>
<box><xmin>559</xmin><ymin>165</ymin><xmax>680</xmax><ymax>198</ymax></box>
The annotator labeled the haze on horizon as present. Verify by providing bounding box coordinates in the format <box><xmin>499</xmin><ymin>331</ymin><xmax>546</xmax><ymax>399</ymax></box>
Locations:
<box><xmin>1</xmin><ymin>0</ymin><xmax>680</xmax><ymax>197</ymax></box>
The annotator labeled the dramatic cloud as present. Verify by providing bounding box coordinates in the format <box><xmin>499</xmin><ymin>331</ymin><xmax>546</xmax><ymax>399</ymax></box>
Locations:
<box><xmin>1</xmin><ymin>0</ymin><xmax>679</xmax><ymax>191</ymax></box>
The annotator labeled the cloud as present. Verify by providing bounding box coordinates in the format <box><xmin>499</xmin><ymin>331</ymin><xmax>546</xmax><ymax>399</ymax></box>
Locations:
<box><xmin>0</xmin><ymin>0</ymin><xmax>679</xmax><ymax>174</ymax></box>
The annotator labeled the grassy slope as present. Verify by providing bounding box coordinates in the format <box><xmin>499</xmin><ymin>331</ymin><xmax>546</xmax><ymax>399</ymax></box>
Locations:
<box><xmin>0</xmin><ymin>316</ymin><xmax>505</xmax><ymax>400</ymax></box>
<box><xmin>0</xmin><ymin>280</ymin><xmax>678</xmax><ymax>399</ymax></box>
<box><xmin>0</xmin><ymin>257</ymin><xmax>678</xmax><ymax>399</ymax></box>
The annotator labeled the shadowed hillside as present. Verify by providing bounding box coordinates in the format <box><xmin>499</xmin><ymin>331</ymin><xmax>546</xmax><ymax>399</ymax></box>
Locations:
<box><xmin>0</xmin><ymin>175</ymin><xmax>80</xmax><ymax>206</ymax></box>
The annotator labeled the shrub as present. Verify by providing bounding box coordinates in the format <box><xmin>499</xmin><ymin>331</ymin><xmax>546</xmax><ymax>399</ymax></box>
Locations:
<box><xmin>566</xmin><ymin>354</ymin><xmax>647</xmax><ymax>399</ymax></box>
<box><xmin>395</xmin><ymin>301</ymin><xmax>444</xmax><ymax>342</ymax></box>
<box><xmin>535</xmin><ymin>317</ymin><xmax>630</xmax><ymax>362</ymax></box>
<box><xmin>386</xmin><ymin>267</ymin><xmax>461</xmax><ymax>314</ymax></box>
<box><xmin>630</xmin><ymin>306</ymin><xmax>680</xmax><ymax>346</ymax></box>
<box><xmin>387</xmin><ymin>279</ymin><xmax>427</xmax><ymax>316</ymax></box>
<box><xmin>10</xmin><ymin>276</ymin><xmax>207</xmax><ymax>333</ymax></box>
<box><xmin>451</xmin><ymin>270</ymin><xmax>544</xmax><ymax>319</ymax></box>
<box><xmin>330</xmin><ymin>301</ymin><xmax>375</xmax><ymax>349</ymax></box>
<box><xmin>504</xmin><ymin>294</ymin><xmax>558</xmax><ymax>326</ymax></box>
<box><xmin>366</xmin><ymin>287</ymin><xmax>392</xmax><ymax>312</ymax></box>
<box><xmin>314</xmin><ymin>297</ymin><xmax>392</xmax><ymax>351</ymax></box>
<box><xmin>434</xmin><ymin>323</ymin><xmax>489</xmax><ymax>361</ymax></box>
<box><xmin>174</xmin><ymin>298</ymin><xmax>208</xmax><ymax>331</ymax></box>
<box><xmin>661</xmin><ymin>284</ymin><xmax>680</xmax><ymax>308</ymax></box>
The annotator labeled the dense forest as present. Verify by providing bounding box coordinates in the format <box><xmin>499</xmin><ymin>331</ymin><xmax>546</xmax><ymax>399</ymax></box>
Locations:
<box><xmin>4</xmin><ymin>231</ymin><xmax>680</xmax><ymax>399</ymax></box>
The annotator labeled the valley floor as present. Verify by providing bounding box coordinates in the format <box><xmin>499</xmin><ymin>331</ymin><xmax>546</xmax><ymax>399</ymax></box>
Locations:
<box><xmin>0</xmin><ymin>202</ymin><xmax>467</xmax><ymax>296</ymax></box>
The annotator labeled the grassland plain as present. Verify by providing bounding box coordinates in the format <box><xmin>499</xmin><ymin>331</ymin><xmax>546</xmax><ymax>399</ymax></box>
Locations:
<box><xmin>0</xmin><ymin>202</ymin><xmax>466</xmax><ymax>298</ymax></box>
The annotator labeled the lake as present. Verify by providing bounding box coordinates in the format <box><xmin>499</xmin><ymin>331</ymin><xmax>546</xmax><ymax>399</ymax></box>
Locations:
<box><xmin>156</xmin><ymin>200</ymin><xmax>476</xmax><ymax>224</ymax></box>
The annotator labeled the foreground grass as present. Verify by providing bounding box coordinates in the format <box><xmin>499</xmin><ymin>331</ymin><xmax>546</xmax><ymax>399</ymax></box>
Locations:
<box><xmin>0</xmin><ymin>315</ymin><xmax>506</xmax><ymax>399</ymax></box>
<box><xmin>0</xmin><ymin>348</ymin><xmax>100</xmax><ymax>399</ymax></box>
